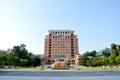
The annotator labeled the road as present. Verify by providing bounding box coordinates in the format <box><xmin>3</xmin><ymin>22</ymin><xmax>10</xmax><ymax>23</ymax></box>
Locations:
<box><xmin>0</xmin><ymin>70</ymin><xmax>120</xmax><ymax>77</ymax></box>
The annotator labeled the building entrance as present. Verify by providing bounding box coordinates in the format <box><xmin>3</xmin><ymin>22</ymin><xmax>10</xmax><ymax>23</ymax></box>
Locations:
<box><xmin>58</xmin><ymin>59</ymin><xmax>64</xmax><ymax>61</ymax></box>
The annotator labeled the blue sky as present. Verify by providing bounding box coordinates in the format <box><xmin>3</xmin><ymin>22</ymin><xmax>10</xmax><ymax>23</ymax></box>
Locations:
<box><xmin>0</xmin><ymin>0</ymin><xmax>120</xmax><ymax>54</ymax></box>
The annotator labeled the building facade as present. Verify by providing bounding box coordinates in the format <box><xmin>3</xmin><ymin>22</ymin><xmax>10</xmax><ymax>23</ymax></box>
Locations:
<box><xmin>42</xmin><ymin>30</ymin><xmax>79</xmax><ymax>65</ymax></box>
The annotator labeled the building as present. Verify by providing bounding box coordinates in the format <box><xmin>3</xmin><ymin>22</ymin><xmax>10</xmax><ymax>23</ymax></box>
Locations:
<box><xmin>96</xmin><ymin>48</ymin><xmax>111</xmax><ymax>57</ymax></box>
<box><xmin>42</xmin><ymin>30</ymin><xmax>79</xmax><ymax>65</ymax></box>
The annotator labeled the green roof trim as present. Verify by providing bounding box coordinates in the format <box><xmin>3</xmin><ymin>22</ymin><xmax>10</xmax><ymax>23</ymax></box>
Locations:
<box><xmin>96</xmin><ymin>50</ymin><xmax>103</xmax><ymax>56</ymax></box>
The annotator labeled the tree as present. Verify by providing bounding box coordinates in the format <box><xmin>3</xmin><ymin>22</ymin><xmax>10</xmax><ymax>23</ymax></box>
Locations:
<box><xmin>92</xmin><ymin>57</ymin><xmax>103</xmax><ymax>66</ymax></box>
<box><xmin>109</xmin><ymin>55</ymin><xmax>116</xmax><ymax>65</ymax></box>
<box><xmin>86</xmin><ymin>60</ymin><xmax>92</xmax><ymax>67</ymax></box>
<box><xmin>115</xmin><ymin>56</ymin><xmax>120</xmax><ymax>65</ymax></box>
<box><xmin>12</xmin><ymin>44</ymin><xmax>28</xmax><ymax>59</ymax></box>
<box><xmin>89</xmin><ymin>50</ymin><xmax>97</xmax><ymax>57</ymax></box>
<box><xmin>102</xmin><ymin>58</ymin><xmax>110</xmax><ymax>66</ymax></box>
<box><xmin>14</xmin><ymin>57</ymin><xmax>21</xmax><ymax>66</ymax></box>
<box><xmin>27</xmin><ymin>52</ymin><xmax>34</xmax><ymax>58</ymax></box>
<box><xmin>117</xmin><ymin>45</ymin><xmax>120</xmax><ymax>56</ymax></box>
<box><xmin>28</xmin><ymin>55</ymin><xmax>41</xmax><ymax>67</ymax></box>
<box><xmin>20</xmin><ymin>59</ymin><xmax>28</xmax><ymax>67</ymax></box>
<box><xmin>6</xmin><ymin>54</ymin><xmax>16</xmax><ymax>66</ymax></box>
<box><xmin>0</xmin><ymin>44</ymin><xmax>42</xmax><ymax>67</ymax></box>
<box><xmin>0</xmin><ymin>54</ymin><xmax>7</xmax><ymax>65</ymax></box>
<box><xmin>80</xmin><ymin>52</ymin><xmax>89</xmax><ymax>66</ymax></box>
<box><xmin>111</xmin><ymin>43</ymin><xmax>118</xmax><ymax>56</ymax></box>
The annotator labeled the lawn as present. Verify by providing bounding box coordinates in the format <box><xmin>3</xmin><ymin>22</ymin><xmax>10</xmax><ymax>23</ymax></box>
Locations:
<box><xmin>0</xmin><ymin>67</ymin><xmax>120</xmax><ymax>71</ymax></box>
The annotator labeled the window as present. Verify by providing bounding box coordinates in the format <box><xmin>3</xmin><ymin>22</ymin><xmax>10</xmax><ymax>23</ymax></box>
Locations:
<box><xmin>68</xmin><ymin>60</ymin><xmax>71</xmax><ymax>62</ymax></box>
<box><xmin>68</xmin><ymin>36</ymin><xmax>70</xmax><ymax>38</ymax></box>
<box><xmin>48</xmin><ymin>55</ymin><xmax>51</xmax><ymax>57</ymax></box>
<box><xmin>72</xmin><ymin>60</ymin><xmax>75</xmax><ymax>62</ymax></box>
<box><xmin>71</xmin><ymin>55</ymin><xmax>74</xmax><ymax>57</ymax></box>
<box><xmin>48</xmin><ymin>60</ymin><xmax>51</xmax><ymax>62</ymax></box>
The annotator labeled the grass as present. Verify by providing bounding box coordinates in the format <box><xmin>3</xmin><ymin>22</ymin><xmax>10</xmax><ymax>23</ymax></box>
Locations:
<box><xmin>70</xmin><ymin>67</ymin><xmax>120</xmax><ymax>71</ymax></box>
<box><xmin>0</xmin><ymin>67</ymin><xmax>120</xmax><ymax>71</ymax></box>
<box><xmin>0</xmin><ymin>67</ymin><xmax>50</xmax><ymax>71</ymax></box>
<box><xmin>51</xmin><ymin>68</ymin><xmax>69</xmax><ymax>70</ymax></box>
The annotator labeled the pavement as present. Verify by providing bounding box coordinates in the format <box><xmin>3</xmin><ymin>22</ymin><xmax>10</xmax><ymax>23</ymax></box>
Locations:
<box><xmin>0</xmin><ymin>70</ymin><xmax>120</xmax><ymax>77</ymax></box>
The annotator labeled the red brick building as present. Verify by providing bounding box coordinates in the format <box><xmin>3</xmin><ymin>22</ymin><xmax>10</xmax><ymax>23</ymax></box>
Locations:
<box><xmin>42</xmin><ymin>30</ymin><xmax>79</xmax><ymax>65</ymax></box>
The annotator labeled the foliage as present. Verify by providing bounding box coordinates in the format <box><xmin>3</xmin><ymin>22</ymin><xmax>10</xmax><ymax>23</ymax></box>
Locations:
<box><xmin>109</xmin><ymin>55</ymin><xmax>116</xmax><ymax>65</ymax></box>
<box><xmin>115</xmin><ymin>56</ymin><xmax>120</xmax><ymax>65</ymax></box>
<box><xmin>111</xmin><ymin>43</ymin><xmax>118</xmax><ymax>56</ymax></box>
<box><xmin>80</xmin><ymin>43</ymin><xmax>120</xmax><ymax>67</ymax></box>
<box><xmin>117</xmin><ymin>45</ymin><xmax>120</xmax><ymax>56</ymax></box>
<box><xmin>0</xmin><ymin>54</ymin><xmax>7</xmax><ymax>65</ymax></box>
<box><xmin>12</xmin><ymin>44</ymin><xmax>28</xmax><ymax>59</ymax></box>
<box><xmin>0</xmin><ymin>44</ymin><xmax>41</xmax><ymax>68</ymax></box>
<box><xmin>80</xmin><ymin>50</ymin><xmax>96</xmax><ymax>66</ymax></box>
<box><xmin>102</xmin><ymin>58</ymin><xmax>109</xmax><ymax>66</ymax></box>
<box><xmin>80</xmin><ymin>52</ymin><xmax>89</xmax><ymax>66</ymax></box>
<box><xmin>89</xmin><ymin>50</ymin><xmax>96</xmax><ymax>57</ymax></box>
<box><xmin>92</xmin><ymin>57</ymin><xmax>103</xmax><ymax>66</ymax></box>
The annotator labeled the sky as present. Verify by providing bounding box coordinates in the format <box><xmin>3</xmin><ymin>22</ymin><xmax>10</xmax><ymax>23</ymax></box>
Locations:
<box><xmin>0</xmin><ymin>0</ymin><xmax>120</xmax><ymax>54</ymax></box>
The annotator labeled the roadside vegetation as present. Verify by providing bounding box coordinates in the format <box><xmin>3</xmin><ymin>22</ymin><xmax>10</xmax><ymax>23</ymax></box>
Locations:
<box><xmin>80</xmin><ymin>43</ymin><xmax>120</xmax><ymax>68</ymax></box>
<box><xmin>0</xmin><ymin>44</ymin><xmax>41</xmax><ymax>68</ymax></box>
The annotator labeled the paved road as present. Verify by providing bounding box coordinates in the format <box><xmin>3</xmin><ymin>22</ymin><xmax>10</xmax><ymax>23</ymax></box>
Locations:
<box><xmin>0</xmin><ymin>70</ymin><xmax>120</xmax><ymax>77</ymax></box>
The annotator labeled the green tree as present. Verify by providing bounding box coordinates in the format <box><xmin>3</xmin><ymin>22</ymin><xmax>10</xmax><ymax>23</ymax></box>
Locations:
<box><xmin>28</xmin><ymin>55</ymin><xmax>41</xmax><ymax>67</ymax></box>
<box><xmin>12</xmin><ymin>44</ymin><xmax>28</xmax><ymax>59</ymax></box>
<box><xmin>14</xmin><ymin>57</ymin><xmax>21</xmax><ymax>66</ymax></box>
<box><xmin>92</xmin><ymin>57</ymin><xmax>103</xmax><ymax>66</ymax></box>
<box><xmin>86</xmin><ymin>60</ymin><xmax>92</xmax><ymax>67</ymax></box>
<box><xmin>0</xmin><ymin>44</ymin><xmax>42</xmax><ymax>67</ymax></box>
<box><xmin>80</xmin><ymin>52</ymin><xmax>89</xmax><ymax>66</ymax></box>
<box><xmin>111</xmin><ymin>43</ymin><xmax>118</xmax><ymax>56</ymax></box>
<box><xmin>117</xmin><ymin>45</ymin><xmax>120</xmax><ymax>56</ymax></box>
<box><xmin>0</xmin><ymin>54</ymin><xmax>7</xmax><ymax>65</ymax></box>
<box><xmin>20</xmin><ymin>59</ymin><xmax>28</xmax><ymax>67</ymax></box>
<box><xmin>115</xmin><ymin>56</ymin><xmax>120</xmax><ymax>65</ymax></box>
<box><xmin>27</xmin><ymin>52</ymin><xmax>34</xmax><ymax>58</ymax></box>
<box><xmin>89</xmin><ymin>50</ymin><xmax>97</xmax><ymax>57</ymax></box>
<box><xmin>6</xmin><ymin>54</ymin><xmax>16</xmax><ymax>66</ymax></box>
<box><xmin>102</xmin><ymin>58</ymin><xmax>110</xmax><ymax>66</ymax></box>
<box><xmin>109</xmin><ymin>55</ymin><xmax>116</xmax><ymax>65</ymax></box>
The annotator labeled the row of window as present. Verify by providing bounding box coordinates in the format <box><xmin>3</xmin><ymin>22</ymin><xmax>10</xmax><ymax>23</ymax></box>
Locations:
<box><xmin>55</xmin><ymin>32</ymin><xmax>68</xmax><ymax>34</ymax></box>
<box><xmin>50</xmin><ymin>43</ymin><xmax>72</xmax><ymax>45</ymax></box>
<box><xmin>49</xmin><ymin>52</ymin><xmax>71</xmax><ymax>54</ymax></box>
<box><xmin>47</xmin><ymin>60</ymin><xmax>75</xmax><ymax>62</ymax></box>
<box><xmin>49</xmin><ymin>55</ymin><xmax>75</xmax><ymax>57</ymax></box>
<box><xmin>52</xmin><ymin>46</ymin><xmax>71</xmax><ymax>48</ymax></box>
<box><xmin>49</xmin><ymin>43</ymin><xmax>75</xmax><ymax>45</ymax></box>
<box><xmin>46</xmin><ymin>46</ymin><xmax>77</xmax><ymax>49</ymax></box>
<box><xmin>53</xmin><ymin>36</ymin><xmax>70</xmax><ymax>39</ymax></box>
